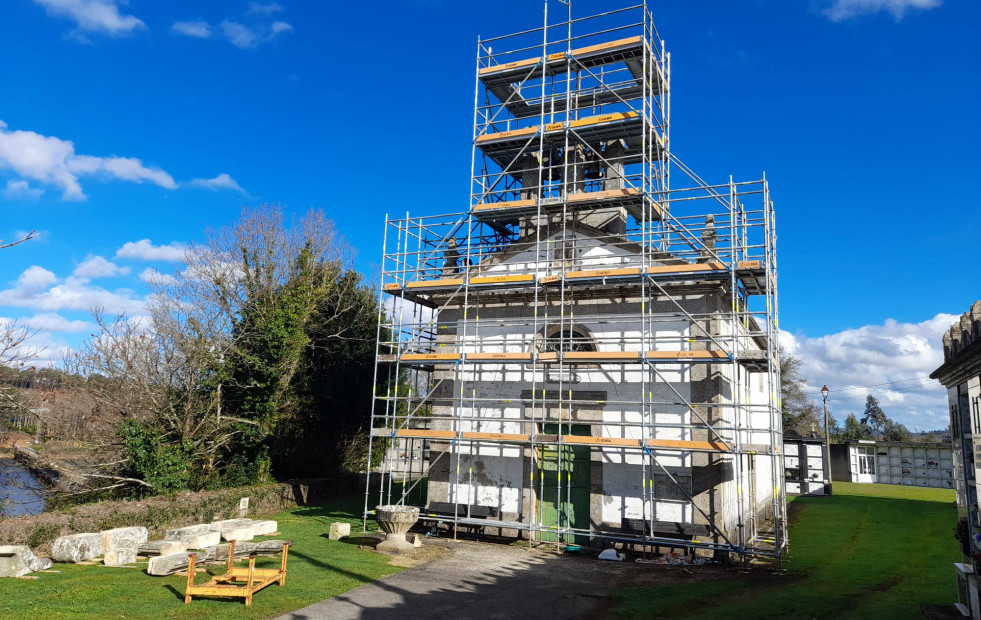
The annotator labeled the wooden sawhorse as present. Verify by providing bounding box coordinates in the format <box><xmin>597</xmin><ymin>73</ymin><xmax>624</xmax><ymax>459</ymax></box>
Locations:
<box><xmin>183</xmin><ymin>539</ymin><xmax>292</xmax><ymax>606</ymax></box>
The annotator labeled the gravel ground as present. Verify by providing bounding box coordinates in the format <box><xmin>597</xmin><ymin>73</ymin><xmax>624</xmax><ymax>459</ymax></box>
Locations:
<box><xmin>276</xmin><ymin>539</ymin><xmax>637</xmax><ymax>620</ymax></box>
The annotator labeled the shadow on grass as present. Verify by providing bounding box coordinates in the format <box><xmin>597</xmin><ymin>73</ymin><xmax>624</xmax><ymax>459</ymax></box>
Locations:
<box><xmin>278</xmin><ymin>543</ymin><xmax>633</xmax><ymax>620</ymax></box>
<box><xmin>163</xmin><ymin>584</ymin><xmax>183</xmax><ymax>602</ymax></box>
<box><xmin>332</xmin><ymin>535</ymin><xmax>381</xmax><ymax>547</ymax></box>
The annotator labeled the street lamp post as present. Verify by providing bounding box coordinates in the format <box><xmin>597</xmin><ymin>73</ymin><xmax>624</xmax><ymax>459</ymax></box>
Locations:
<box><xmin>821</xmin><ymin>385</ymin><xmax>832</xmax><ymax>495</ymax></box>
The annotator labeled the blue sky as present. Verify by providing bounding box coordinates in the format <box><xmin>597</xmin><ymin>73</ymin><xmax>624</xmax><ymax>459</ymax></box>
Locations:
<box><xmin>0</xmin><ymin>0</ymin><xmax>977</xmax><ymax>430</ymax></box>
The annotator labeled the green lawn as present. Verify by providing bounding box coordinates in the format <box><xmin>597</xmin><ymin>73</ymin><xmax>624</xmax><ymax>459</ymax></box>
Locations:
<box><xmin>0</xmin><ymin>496</ymin><xmax>403</xmax><ymax>619</ymax></box>
<box><xmin>608</xmin><ymin>482</ymin><xmax>960</xmax><ymax>619</ymax></box>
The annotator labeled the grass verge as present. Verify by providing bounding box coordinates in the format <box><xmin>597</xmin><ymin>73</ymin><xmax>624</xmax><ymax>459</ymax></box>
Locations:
<box><xmin>0</xmin><ymin>495</ymin><xmax>405</xmax><ymax>619</ymax></box>
<box><xmin>607</xmin><ymin>481</ymin><xmax>960</xmax><ymax>619</ymax></box>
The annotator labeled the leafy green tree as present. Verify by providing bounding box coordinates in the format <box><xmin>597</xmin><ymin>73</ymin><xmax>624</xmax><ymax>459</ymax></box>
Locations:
<box><xmin>269</xmin><ymin>269</ymin><xmax>381</xmax><ymax>479</ymax></box>
<box><xmin>860</xmin><ymin>395</ymin><xmax>889</xmax><ymax>439</ymax></box>
<box><xmin>883</xmin><ymin>419</ymin><xmax>912</xmax><ymax>442</ymax></box>
<box><xmin>72</xmin><ymin>206</ymin><xmax>380</xmax><ymax>493</ymax></box>
<box><xmin>780</xmin><ymin>350</ymin><xmax>822</xmax><ymax>435</ymax></box>
<box><xmin>839</xmin><ymin>413</ymin><xmax>872</xmax><ymax>442</ymax></box>
<box><xmin>828</xmin><ymin>414</ymin><xmax>842</xmax><ymax>443</ymax></box>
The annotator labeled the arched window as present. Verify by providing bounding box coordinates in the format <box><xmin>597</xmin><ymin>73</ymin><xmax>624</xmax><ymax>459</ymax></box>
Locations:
<box><xmin>540</xmin><ymin>327</ymin><xmax>596</xmax><ymax>353</ymax></box>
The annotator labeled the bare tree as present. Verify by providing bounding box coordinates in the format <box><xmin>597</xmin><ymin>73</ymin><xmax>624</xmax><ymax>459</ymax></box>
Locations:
<box><xmin>0</xmin><ymin>230</ymin><xmax>39</xmax><ymax>250</ymax></box>
<box><xmin>0</xmin><ymin>321</ymin><xmax>45</xmax><ymax>446</ymax></box>
<box><xmin>68</xmin><ymin>206</ymin><xmax>374</xmax><ymax>491</ymax></box>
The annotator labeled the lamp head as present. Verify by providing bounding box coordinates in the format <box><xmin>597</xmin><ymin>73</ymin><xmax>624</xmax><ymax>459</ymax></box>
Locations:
<box><xmin>821</xmin><ymin>385</ymin><xmax>829</xmax><ymax>399</ymax></box>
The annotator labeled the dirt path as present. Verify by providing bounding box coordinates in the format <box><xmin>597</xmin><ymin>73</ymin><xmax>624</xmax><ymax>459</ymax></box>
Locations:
<box><xmin>278</xmin><ymin>541</ymin><xmax>628</xmax><ymax>619</ymax></box>
<box><xmin>277</xmin><ymin>541</ymin><xmax>780</xmax><ymax>620</ymax></box>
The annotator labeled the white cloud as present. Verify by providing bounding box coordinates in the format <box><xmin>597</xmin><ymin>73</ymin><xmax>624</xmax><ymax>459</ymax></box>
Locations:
<box><xmin>139</xmin><ymin>268</ymin><xmax>177</xmax><ymax>286</ymax></box>
<box><xmin>171</xmin><ymin>20</ymin><xmax>211</xmax><ymax>38</ymax></box>
<box><xmin>17</xmin><ymin>266</ymin><xmax>58</xmax><ymax>291</ymax></box>
<box><xmin>22</xmin><ymin>312</ymin><xmax>91</xmax><ymax>333</ymax></box>
<box><xmin>220</xmin><ymin>19</ymin><xmax>293</xmax><ymax>48</ymax></box>
<box><xmin>823</xmin><ymin>0</ymin><xmax>942</xmax><ymax>21</ymax></box>
<box><xmin>221</xmin><ymin>20</ymin><xmax>258</xmax><ymax>48</ymax></box>
<box><xmin>68</xmin><ymin>154</ymin><xmax>176</xmax><ymax>189</ymax></box>
<box><xmin>32</xmin><ymin>0</ymin><xmax>146</xmax><ymax>35</ymax></box>
<box><xmin>0</xmin><ymin>265</ymin><xmax>144</xmax><ymax>315</ymax></box>
<box><xmin>247</xmin><ymin>2</ymin><xmax>283</xmax><ymax>15</ymax></box>
<box><xmin>0</xmin><ymin>120</ymin><xmax>176</xmax><ymax>200</ymax></box>
<box><xmin>115</xmin><ymin>239</ymin><xmax>187</xmax><ymax>262</ymax></box>
<box><xmin>73</xmin><ymin>255</ymin><xmax>130</xmax><ymax>280</ymax></box>
<box><xmin>188</xmin><ymin>173</ymin><xmax>248</xmax><ymax>194</ymax></box>
<box><xmin>781</xmin><ymin>312</ymin><xmax>958</xmax><ymax>431</ymax></box>
<box><xmin>3</xmin><ymin>180</ymin><xmax>44</xmax><ymax>200</ymax></box>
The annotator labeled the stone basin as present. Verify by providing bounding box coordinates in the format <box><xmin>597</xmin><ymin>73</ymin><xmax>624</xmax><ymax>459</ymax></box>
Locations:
<box><xmin>374</xmin><ymin>505</ymin><xmax>420</xmax><ymax>554</ymax></box>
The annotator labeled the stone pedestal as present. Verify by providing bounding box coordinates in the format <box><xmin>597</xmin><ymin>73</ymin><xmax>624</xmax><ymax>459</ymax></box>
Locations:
<box><xmin>374</xmin><ymin>505</ymin><xmax>420</xmax><ymax>555</ymax></box>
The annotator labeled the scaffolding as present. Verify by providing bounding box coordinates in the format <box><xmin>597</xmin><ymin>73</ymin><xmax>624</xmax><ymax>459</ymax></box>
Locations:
<box><xmin>364</xmin><ymin>2</ymin><xmax>785</xmax><ymax>560</ymax></box>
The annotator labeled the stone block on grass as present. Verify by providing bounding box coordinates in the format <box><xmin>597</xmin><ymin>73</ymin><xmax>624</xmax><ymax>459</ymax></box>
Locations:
<box><xmin>101</xmin><ymin>527</ymin><xmax>148</xmax><ymax>552</ymax></box>
<box><xmin>329</xmin><ymin>522</ymin><xmax>351</xmax><ymax>540</ymax></box>
<box><xmin>0</xmin><ymin>546</ymin><xmax>53</xmax><ymax>578</ymax></box>
<box><xmin>164</xmin><ymin>525</ymin><xmax>221</xmax><ymax>549</ymax></box>
<box><xmin>252</xmin><ymin>520</ymin><xmax>278</xmax><ymax>536</ymax></box>
<box><xmin>208</xmin><ymin>519</ymin><xmax>253</xmax><ymax>530</ymax></box>
<box><xmin>219</xmin><ymin>526</ymin><xmax>255</xmax><ymax>542</ymax></box>
<box><xmin>52</xmin><ymin>533</ymin><xmax>104</xmax><ymax>563</ymax></box>
<box><xmin>103</xmin><ymin>544</ymin><xmax>138</xmax><ymax>567</ymax></box>
<box><xmin>147</xmin><ymin>553</ymin><xmax>191</xmax><ymax>576</ymax></box>
<box><xmin>137</xmin><ymin>540</ymin><xmax>188</xmax><ymax>556</ymax></box>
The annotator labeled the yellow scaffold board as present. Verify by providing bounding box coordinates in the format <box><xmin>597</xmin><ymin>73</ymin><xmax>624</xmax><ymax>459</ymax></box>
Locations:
<box><xmin>564</xmin><ymin>267</ymin><xmax>643</xmax><ymax>280</ymax></box>
<box><xmin>474</xmin><ymin>125</ymin><xmax>539</xmax><ymax>144</ymax></box>
<box><xmin>401</xmin><ymin>353</ymin><xmax>460</xmax><ymax>362</ymax></box>
<box><xmin>371</xmin><ymin>428</ymin><xmax>730</xmax><ymax>453</ymax></box>
<box><xmin>475</xmin><ymin>111</ymin><xmax>638</xmax><ymax>144</ymax></box>
<box><xmin>563</xmin><ymin>351</ymin><xmax>642</xmax><ymax>361</ymax></box>
<box><xmin>474</xmin><ymin>199</ymin><xmax>536</xmax><ymax>212</ymax></box>
<box><xmin>405</xmin><ymin>278</ymin><xmax>464</xmax><ymax>290</ymax></box>
<box><xmin>466</xmin><ymin>352</ymin><xmax>534</xmax><ymax>361</ymax></box>
<box><xmin>479</xmin><ymin>35</ymin><xmax>644</xmax><ymax>76</ymax></box>
<box><xmin>567</xmin><ymin>187</ymin><xmax>641</xmax><ymax>202</ymax></box>
<box><xmin>470</xmin><ymin>274</ymin><xmax>535</xmax><ymax>286</ymax></box>
<box><xmin>645</xmin><ymin>350</ymin><xmax>730</xmax><ymax>360</ymax></box>
<box><xmin>393</xmin><ymin>351</ymin><xmax>733</xmax><ymax>364</ymax></box>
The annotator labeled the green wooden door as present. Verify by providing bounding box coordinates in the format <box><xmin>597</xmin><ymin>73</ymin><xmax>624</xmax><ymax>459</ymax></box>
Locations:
<box><xmin>538</xmin><ymin>423</ymin><xmax>591</xmax><ymax>543</ymax></box>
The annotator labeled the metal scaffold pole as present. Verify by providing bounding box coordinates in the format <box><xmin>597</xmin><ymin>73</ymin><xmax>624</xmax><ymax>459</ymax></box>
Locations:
<box><xmin>362</xmin><ymin>2</ymin><xmax>784</xmax><ymax>560</ymax></box>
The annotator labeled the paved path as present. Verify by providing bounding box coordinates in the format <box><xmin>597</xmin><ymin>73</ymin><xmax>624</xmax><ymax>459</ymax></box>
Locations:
<box><xmin>277</xmin><ymin>541</ymin><xmax>630</xmax><ymax>620</ymax></box>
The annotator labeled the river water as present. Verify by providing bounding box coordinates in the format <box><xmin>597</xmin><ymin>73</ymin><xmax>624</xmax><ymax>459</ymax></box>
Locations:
<box><xmin>0</xmin><ymin>458</ymin><xmax>46</xmax><ymax>517</ymax></box>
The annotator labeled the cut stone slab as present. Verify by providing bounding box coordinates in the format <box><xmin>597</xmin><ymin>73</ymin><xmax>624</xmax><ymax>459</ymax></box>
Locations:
<box><xmin>329</xmin><ymin>522</ymin><xmax>351</xmax><ymax>540</ymax></box>
<box><xmin>0</xmin><ymin>546</ymin><xmax>53</xmax><ymax>578</ymax></box>
<box><xmin>101</xmin><ymin>527</ymin><xmax>148</xmax><ymax>551</ymax></box>
<box><xmin>52</xmin><ymin>533</ymin><xmax>104</xmax><ymax>563</ymax></box>
<box><xmin>219</xmin><ymin>527</ymin><xmax>255</xmax><ymax>542</ymax></box>
<box><xmin>252</xmin><ymin>520</ymin><xmax>277</xmax><ymax>536</ymax></box>
<box><xmin>210</xmin><ymin>540</ymin><xmax>293</xmax><ymax>563</ymax></box>
<box><xmin>103</xmin><ymin>546</ymin><xmax>137</xmax><ymax>566</ymax></box>
<box><xmin>137</xmin><ymin>540</ymin><xmax>188</xmax><ymax>556</ymax></box>
<box><xmin>208</xmin><ymin>519</ymin><xmax>253</xmax><ymax>530</ymax></box>
<box><xmin>164</xmin><ymin>525</ymin><xmax>221</xmax><ymax>549</ymax></box>
<box><xmin>147</xmin><ymin>553</ymin><xmax>191</xmax><ymax>576</ymax></box>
